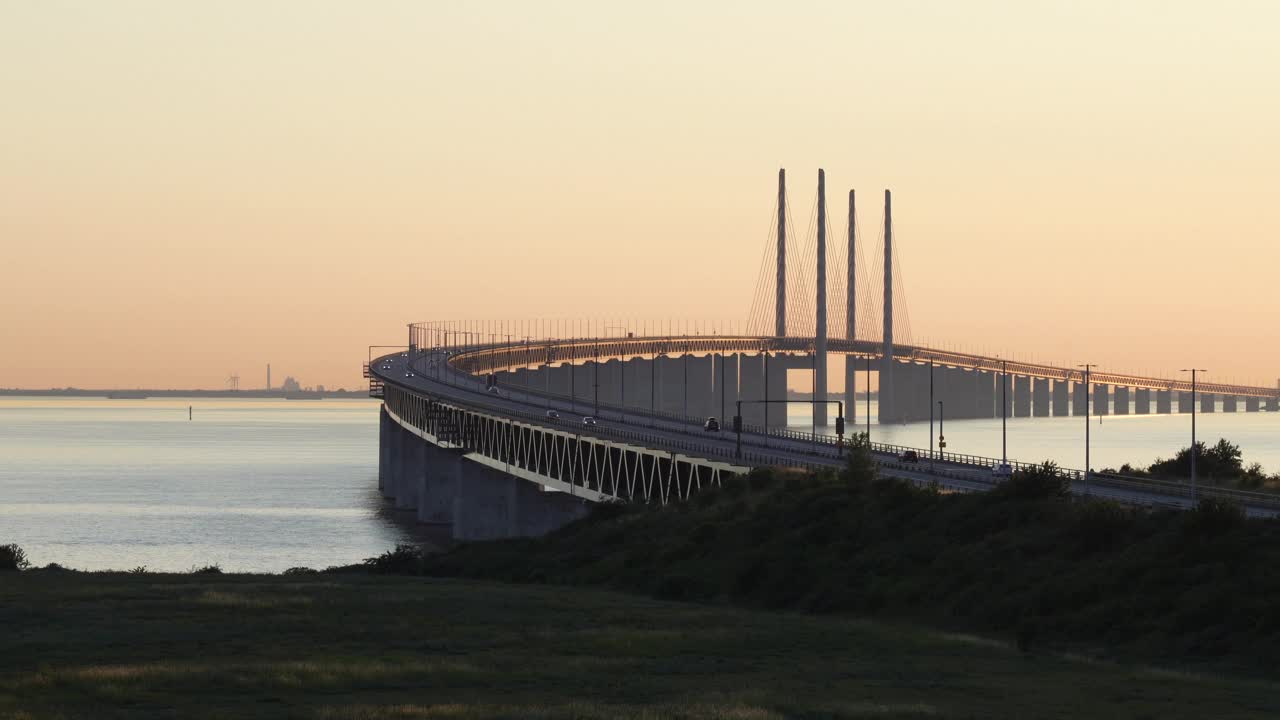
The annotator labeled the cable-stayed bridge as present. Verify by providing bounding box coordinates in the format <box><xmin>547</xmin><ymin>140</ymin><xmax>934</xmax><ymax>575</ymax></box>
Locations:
<box><xmin>367</xmin><ymin>170</ymin><xmax>1280</xmax><ymax>540</ymax></box>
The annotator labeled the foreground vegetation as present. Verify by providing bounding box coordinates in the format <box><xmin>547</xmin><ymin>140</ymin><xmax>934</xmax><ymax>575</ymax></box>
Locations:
<box><xmin>4</xmin><ymin>571</ymin><xmax>1280</xmax><ymax>719</ymax></box>
<box><xmin>1106</xmin><ymin>437</ymin><xmax>1280</xmax><ymax>491</ymax></box>
<box><xmin>426</xmin><ymin>449</ymin><xmax>1280</xmax><ymax>670</ymax></box>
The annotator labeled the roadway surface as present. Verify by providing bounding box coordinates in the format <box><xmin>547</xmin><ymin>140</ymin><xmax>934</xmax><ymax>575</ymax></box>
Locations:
<box><xmin>371</xmin><ymin>350</ymin><xmax>1280</xmax><ymax>518</ymax></box>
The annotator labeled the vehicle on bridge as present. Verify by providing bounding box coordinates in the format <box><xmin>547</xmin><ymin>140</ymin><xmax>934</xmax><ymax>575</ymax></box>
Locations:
<box><xmin>704</xmin><ymin>417</ymin><xmax>720</xmax><ymax>432</ymax></box>
<box><xmin>991</xmin><ymin>463</ymin><xmax>1013</xmax><ymax>479</ymax></box>
<box><xmin>582</xmin><ymin>416</ymin><xmax>597</xmax><ymax>426</ymax></box>
<box><xmin>545</xmin><ymin>409</ymin><xmax>560</xmax><ymax>421</ymax></box>
<box><xmin>899</xmin><ymin>450</ymin><xmax>919</xmax><ymax>463</ymax></box>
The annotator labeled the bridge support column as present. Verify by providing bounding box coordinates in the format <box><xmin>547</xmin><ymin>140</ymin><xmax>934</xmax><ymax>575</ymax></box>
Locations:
<box><xmin>1156</xmin><ymin>390</ymin><xmax>1172</xmax><ymax>413</ymax></box>
<box><xmin>1013</xmin><ymin>376</ymin><xmax>1031</xmax><ymax>417</ymax></box>
<box><xmin>386</xmin><ymin>415</ymin><xmax>404</xmax><ymax>499</ymax></box>
<box><xmin>1201</xmin><ymin>392</ymin><xmax>1216</xmax><ymax>413</ymax></box>
<box><xmin>419</xmin><ymin>445</ymin><xmax>462</xmax><ymax>525</ymax></box>
<box><xmin>1072</xmin><ymin>381</ymin><xmax>1088</xmax><ymax>416</ymax></box>
<box><xmin>739</xmin><ymin>354</ymin><xmax>766</xmax><ymax>428</ymax></box>
<box><xmin>573</xmin><ymin>362</ymin><xmax>594</xmax><ymax>405</ymax></box>
<box><xmin>658</xmin><ymin>356</ymin><xmax>683</xmax><ymax>416</ymax></box>
<box><xmin>1032</xmin><ymin>378</ymin><xmax>1050</xmax><ymax>417</ymax></box>
<box><xmin>394</xmin><ymin>427</ymin><xmax>422</xmax><ymax>510</ymax></box>
<box><xmin>1051</xmin><ymin>380</ymin><xmax>1069</xmax><ymax>416</ymax></box>
<box><xmin>889</xmin><ymin>360</ymin><xmax>914</xmax><ymax>423</ymax></box>
<box><xmin>378</xmin><ymin>406</ymin><xmax>392</xmax><ymax>491</ymax></box>
<box><xmin>712</xmin><ymin>353</ymin><xmax>738</xmax><ymax>423</ymax></box>
<box><xmin>1223</xmin><ymin>395</ymin><xmax>1238</xmax><ymax>412</ymax></box>
<box><xmin>687</xmin><ymin>355</ymin><xmax>715</xmax><ymax>421</ymax></box>
<box><xmin>1093</xmin><ymin>384</ymin><xmax>1110</xmax><ymax>415</ymax></box>
<box><xmin>843</xmin><ymin>355</ymin><xmax>858</xmax><ymax>427</ymax></box>
<box><xmin>974</xmin><ymin>370</ymin><xmax>994</xmax><ymax>418</ymax></box>
<box><xmin>548</xmin><ymin>364</ymin><xmax>571</xmax><ymax>399</ymax></box>
<box><xmin>598</xmin><ymin>359</ymin><xmax>623</xmax><ymax>408</ymax></box>
<box><xmin>1113</xmin><ymin>387</ymin><xmax>1130</xmax><ymax>415</ymax></box>
<box><xmin>998</xmin><ymin>373</ymin><xmax>1013</xmax><ymax>419</ymax></box>
<box><xmin>1267</xmin><ymin>398</ymin><xmax>1279</xmax><ymax>412</ymax></box>
<box><xmin>627</xmin><ymin>358</ymin><xmax>653</xmax><ymax>412</ymax></box>
<box><xmin>1134</xmin><ymin>388</ymin><xmax>1151</xmax><ymax>414</ymax></box>
<box><xmin>1178</xmin><ymin>391</ymin><xmax>1195</xmax><ymax>413</ymax></box>
<box><xmin>1246</xmin><ymin>397</ymin><xmax>1260</xmax><ymax>412</ymax></box>
<box><xmin>766</xmin><ymin>354</ymin><xmax>788</xmax><ymax>428</ymax></box>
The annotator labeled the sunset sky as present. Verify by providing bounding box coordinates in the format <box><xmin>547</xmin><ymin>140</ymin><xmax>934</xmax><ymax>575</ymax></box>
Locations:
<box><xmin>3</xmin><ymin>1</ymin><xmax>1278</xmax><ymax>390</ymax></box>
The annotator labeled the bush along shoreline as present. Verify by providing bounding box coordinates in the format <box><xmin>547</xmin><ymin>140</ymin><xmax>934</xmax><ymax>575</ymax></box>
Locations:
<box><xmin>423</xmin><ymin>439</ymin><xmax>1280</xmax><ymax>671</ymax></box>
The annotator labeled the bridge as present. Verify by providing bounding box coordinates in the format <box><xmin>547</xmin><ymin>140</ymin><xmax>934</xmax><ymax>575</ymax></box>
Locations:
<box><xmin>368</xmin><ymin>169</ymin><xmax>1280</xmax><ymax>541</ymax></box>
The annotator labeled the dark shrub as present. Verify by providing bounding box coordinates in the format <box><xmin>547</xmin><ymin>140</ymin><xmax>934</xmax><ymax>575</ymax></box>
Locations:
<box><xmin>191</xmin><ymin>564</ymin><xmax>223</xmax><ymax>574</ymax></box>
<box><xmin>0</xmin><ymin>544</ymin><xmax>30</xmax><ymax>571</ymax></box>
<box><xmin>282</xmin><ymin>566</ymin><xmax>317</xmax><ymax>575</ymax></box>
<box><xmin>1185</xmin><ymin>497</ymin><xmax>1245</xmax><ymax>536</ymax></box>
<box><xmin>995</xmin><ymin>462</ymin><xmax>1070</xmax><ymax>500</ymax></box>
<box><xmin>364</xmin><ymin>544</ymin><xmax>424</xmax><ymax>575</ymax></box>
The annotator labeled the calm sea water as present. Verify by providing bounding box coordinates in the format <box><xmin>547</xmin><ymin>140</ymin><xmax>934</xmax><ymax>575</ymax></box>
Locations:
<box><xmin>3</xmin><ymin>395</ymin><xmax>1276</xmax><ymax>572</ymax></box>
<box><xmin>0</xmin><ymin>396</ymin><xmax>419</xmax><ymax>573</ymax></box>
<box><xmin>790</xmin><ymin>401</ymin><xmax>1280</xmax><ymax>474</ymax></box>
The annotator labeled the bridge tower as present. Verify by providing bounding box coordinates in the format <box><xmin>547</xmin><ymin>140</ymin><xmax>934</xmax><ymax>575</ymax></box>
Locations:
<box><xmin>775</xmin><ymin>169</ymin><xmax>787</xmax><ymax>337</ymax></box>
<box><xmin>814</xmin><ymin>169</ymin><xmax>828</xmax><ymax>426</ymax></box>
<box><xmin>880</xmin><ymin>189</ymin><xmax>894</xmax><ymax>422</ymax></box>
<box><xmin>844</xmin><ymin>189</ymin><xmax>857</xmax><ymax>421</ymax></box>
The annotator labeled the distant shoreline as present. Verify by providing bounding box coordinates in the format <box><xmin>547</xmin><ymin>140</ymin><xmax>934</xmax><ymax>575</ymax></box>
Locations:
<box><xmin>0</xmin><ymin>388</ymin><xmax>370</xmax><ymax>400</ymax></box>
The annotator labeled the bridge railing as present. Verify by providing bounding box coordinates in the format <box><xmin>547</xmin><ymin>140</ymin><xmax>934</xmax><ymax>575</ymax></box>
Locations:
<box><xmin>378</xmin><ymin>350</ymin><xmax>1280</xmax><ymax>512</ymax></box>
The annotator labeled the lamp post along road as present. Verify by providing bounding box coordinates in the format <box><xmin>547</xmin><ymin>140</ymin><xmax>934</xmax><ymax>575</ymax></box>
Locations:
<box><xmin>1079</xmin><ymin>364</ymin><xmax>1096</xmax><ymax>495</ymax></box>
<box><xmin>1181</xmin><ymin>368</ymin><xmax>1207</xmax><ymax>502</ymax></box>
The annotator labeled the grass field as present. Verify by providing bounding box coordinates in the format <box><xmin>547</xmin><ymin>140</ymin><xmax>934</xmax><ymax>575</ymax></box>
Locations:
<box><xmin>2</xmin><ymin>571</ymin><xmax>1278</xmax><ymax>719</ymax></box>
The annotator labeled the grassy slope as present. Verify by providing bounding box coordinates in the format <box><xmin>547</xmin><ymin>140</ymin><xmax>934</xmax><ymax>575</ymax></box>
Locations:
<box><xmin>3</xmin><ymin>572</ymin><xmax>1280</xmax><ymax>720</ymax></box>
<box><xmin>426</xmin><ymin>468</ymin><xmax>1280</xmax><ymax>670</ymax></box>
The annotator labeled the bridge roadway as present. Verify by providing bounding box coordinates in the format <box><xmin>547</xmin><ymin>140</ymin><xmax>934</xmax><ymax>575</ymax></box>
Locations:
<box><xmin>372</xmin><ymin>349</ymin><xmax>1280</xmax><ymax>518</ymax></box>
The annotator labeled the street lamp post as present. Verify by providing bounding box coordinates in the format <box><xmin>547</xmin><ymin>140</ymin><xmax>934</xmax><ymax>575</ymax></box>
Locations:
<box><xmin>928</xmin><ymin>359</ymin><xmax>935</xmax><ymax>462</ymax></box>
<box><xmin>1078</xmin><ymin>364</ymin><xmax>1096</xmax><ymax>495</ymax></box>
<box><xmin>1180</xmin><ymin>368</ymin><xmax>1207</xmax><ymax>502</ymax></box>
<box><xmin>1001</xmin><ymin>359</ymin><xmax>1008</xmax><ymax>464</ymax></box>
<box><xmin>937</xmin><ymin>400</ymin><xmax>945</xmax><ymax>456</ymax></box>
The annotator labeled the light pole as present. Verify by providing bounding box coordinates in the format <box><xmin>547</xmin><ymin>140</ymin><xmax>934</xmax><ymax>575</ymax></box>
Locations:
<box><xmin>937</xmin><ymin>400</ymin><xmax>945</xmax><ymax>456</ymax></box>
<box><xmin>1180</xmin><ymin>368</ymin><xmax>1207</xmax><ymax>502</ymax></box>
<box><xmin>1078</xmin><ymin>364</ymin><xmax>1096</xmax><ymax>495</ymax></box>
<box><xmin>928</xmin><ymin>359</ymin><xmax>935</xmax><ymax>462</ymax></box>
<box><xmin>1000</xmin><ymin>359</ymin><xmax>1008</xmax><ymax>464</ymax></box>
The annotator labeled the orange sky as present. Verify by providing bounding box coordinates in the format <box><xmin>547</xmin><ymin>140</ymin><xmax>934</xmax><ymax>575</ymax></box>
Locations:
<box><xmin>3</xmin><ymin>2</ymin><xmax>1278</xmax><ymax>390</ymax></box>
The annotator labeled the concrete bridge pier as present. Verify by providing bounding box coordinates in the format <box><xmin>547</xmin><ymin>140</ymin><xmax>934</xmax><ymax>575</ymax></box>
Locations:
<box><xmin>1134</xmin><ymin>388</ymin><xmax>1151</xmax><ymax>414</ymax></box>
<box><xmin>1156</xmin><ymin>389</ymin><xmax>1172</xmax><ymax>413</ymax></box>
<box><xmin>711</xmin><ymin>353</ymin><xmax>738</xmax><ymax>422</ymax></box>
<box><xmin>1073</xmin><ymin>381</ymin><xmax>1089</xmax><ymax>416</ymax></box>
<box><xmin>658</xmin><ymin>356</ymin><xmax>684</xmax><ymax>416</ymax></box>
<box><xmin>998</xmin><ymin>373</ymin><xmax>1013</xmax><ymax>418</ymax></box>
<box><xmin>1201</xmin><ymin>393</ymin><xmax>1216</xmax><ymax>413</ymax></box>
<box><xmin>548</xmin><ymin>364</ymin><xmax>571</xmax><ymax>398</ymax></box>
<box><xmin>976</xmin><ymin>370</ymin><xmax>996</xmax><ymax>418</ymax></box>
<box><xmin>1223</xmin><ymin>395</ymin><xmax>1238</xmax><ymax>413</ymax></box>
<box><xmin>766</xmin><ymin>354</ymin><xmax>788</xmax><ymax>428</ymax></box>
<box><xmin>1267</xmin><ymin>398</ymin><xmax>1279</xmax><ymax>412</ymax></box>
<box><xmin>739</xmin><ymin>354</ymin><xmax>766</xmax><ymax>427</ymax></box>
<box><xmin>417</xmin><ymin>444</ymin><xmax>461</xmax><ymax>525</ymax></box>
<box><xmin>573</xmin><ymin>362</ymin><xmax>593</xmax><ymax>405</ymax></box>
<box><xmin>1093</xmin><ymin>384</ymin><xmax>1110</xmax><ymax>416</ymax></box>
<box><xmin>1032</xmin><ymin>378</ymin><xmax>1050</xmax><ymax>417</ymax></box>
<box><xmin>627</xmin><ymin>358</ymin><xmax>654</xmax><ymax>412</ymax></box>
<box><xmin>1051</xmin><ymin>379</ymin><xmax>1069</xmax><ymax>416</ymax></box>
<box><xmin>378</xmin><ymin>407</ymin><xmax>393</xmax><ymax>491</ymax></box>
<box><xmin>1013</xmin><ymin>376</ymin><xmax>1031</xmax><ymax>417</ymax></box>
<box><xmin>1113</xmin><ymin>386</ymin><xmax>1130</xmax><ymax>415</ymax></box>
<box><xmin>687</xmin><ymin>355</ymin><xmax>715</xmax><ymax>420</ymax></box>
<box><xmin>394</xmin><ymin>425</ymin><xmax>422</xmax><ymax>510</ymax></box>
<box><xmin>1246</xmin><ymin>397</ymin><xmax>1260</xmax><ymax>412</ymax></box>
<box><xmin>1178</xmin><ymin>391</ymin><xmax>1195</xmax><ymax>413</ymax></box>
<box><xmin>598</xmin><ymin>359</ymin><xmax>623</xmax><ymax>407</ymax></box>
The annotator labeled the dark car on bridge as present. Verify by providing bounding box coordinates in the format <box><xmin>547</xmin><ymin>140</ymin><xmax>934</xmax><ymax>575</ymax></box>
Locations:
<box><xmin>704</xmin><ymin>417</ymin><xmax>720</xmax><ymax>432</ymax></box>
<box><xmin>899</xmin><ymin>450</ymin><xmax>919</xmax><ymax>463</ymax></box>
